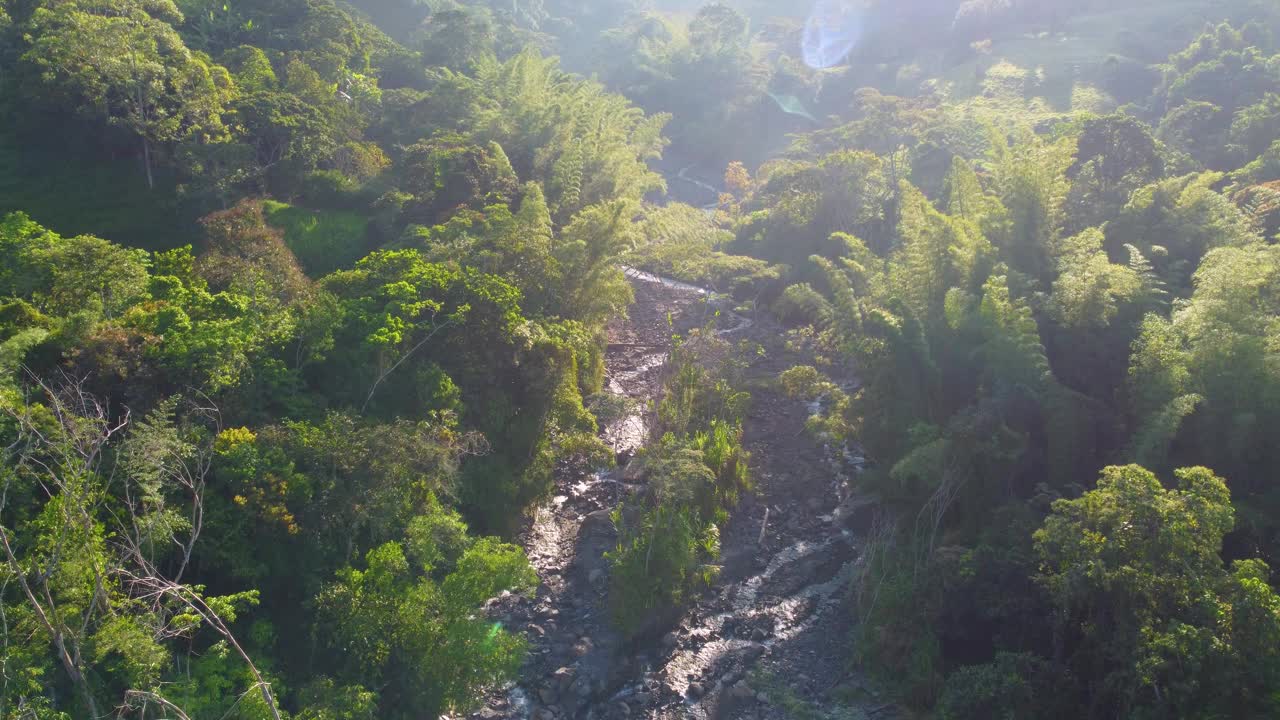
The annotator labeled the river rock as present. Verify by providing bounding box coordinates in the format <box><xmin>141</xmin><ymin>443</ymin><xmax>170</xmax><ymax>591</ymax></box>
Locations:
<box><xmin>580</xmin><ymin>509</ymin><xmax>616</xmax><ymax>538</ymax></box>
<box><xmin>687</xmin><ymin>682</ymin><xmax>705</xmax><ymax>700</ymax></box>
<box><xmin>588</xmin><ymin>568</ymin><xmax>606</xmax><ymax>585</ymax></box>
<box><xmin>631</xmin><ymin>691</ymin><xmax>653</xmax><ymax>706</ymax></box>
<box><xmin>539</xmin><ymin>686</ymin><xmax>559</xmax><ymax>705</ymax></box>
<box><xmin>553</xmin><ymin>666</ymin><xmax>576</xmax><ymax>690</ymax></box>
<box><xmin>741</xmin><ymin>642</ymin><xmax>766</xmax><ymax>665</ymax></box>
<box><xmin>661</xmin><ymin>631</ymin><xmax>678</xmax><ymax>648</ymax></box>
<box><xmin>728</xmin><ymin>682</ymin><xmax>756</xmax><ymax>702</ymax></box>
<box><xmin>533</xmin><ymin>709</ymin><xmax>555</xmax><ymax>720</ymax></box>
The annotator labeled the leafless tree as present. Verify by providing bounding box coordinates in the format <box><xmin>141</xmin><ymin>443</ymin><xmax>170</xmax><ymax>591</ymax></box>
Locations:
<box><xmin>0</xmin><ymin>374</ymin><xmax>282</xmax><ymax>719</ymax></box>
<box><xmin>0</xmin><ymin>372</ymin><xmax>128</xmax><ymax>718</ymax></box>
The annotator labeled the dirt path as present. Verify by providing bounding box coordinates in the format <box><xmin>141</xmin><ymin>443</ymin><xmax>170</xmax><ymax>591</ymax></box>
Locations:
<box><xmin>470</xmin><ymin>276</ymin><xmax>891</xmax><ymax>720</ymax></box>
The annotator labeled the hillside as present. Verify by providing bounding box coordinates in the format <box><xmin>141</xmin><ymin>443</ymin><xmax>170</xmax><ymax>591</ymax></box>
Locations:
<box><xmin>1</xmin><ymin>0</ymin><xmax>1280</xmax><ymax>719</ymax></box>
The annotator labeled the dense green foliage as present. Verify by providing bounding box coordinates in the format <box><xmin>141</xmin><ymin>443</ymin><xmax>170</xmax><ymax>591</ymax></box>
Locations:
<box><xmin>708</xmin><ymin>7</ymin><xmax>1280</xmax><ymax>718</ymax></box>
<box><xmin>5</xmin><ymin>0</ymin><xmax>1280</xmax><ymax>717</ymax></box>
<box><xmin>0</xmin><ymin>0</ymin><xmax>668</xmax><ymax>714</ymax></box>
<box><xmin>607</xmin><ymin>329</ymin><xmax>752</xmax><ymax>637</ymax></box>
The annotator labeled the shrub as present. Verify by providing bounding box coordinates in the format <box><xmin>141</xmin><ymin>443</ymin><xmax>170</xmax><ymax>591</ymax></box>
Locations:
<box><xmin>774</xmin><ymin>283</ymin><xmax>832</xmax><ymax>327</ymax></box>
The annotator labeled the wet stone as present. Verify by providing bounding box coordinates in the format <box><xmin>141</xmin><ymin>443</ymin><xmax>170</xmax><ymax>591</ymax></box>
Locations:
<box><xmin>554</xmin><ymin>666</ymin><xmax>576</xmax><ymax>690</ymax></box>
<box><xmin>687</xmin><ymin>682</ymin><xmax>705</xmax><ymax>700</ymax></box>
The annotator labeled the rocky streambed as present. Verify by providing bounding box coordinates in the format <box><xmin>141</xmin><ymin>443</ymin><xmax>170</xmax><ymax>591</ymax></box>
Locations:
<box><xmin>470</xmin><ymin>273</ymin><xmax>891</xmax><ymax>720</ymax></box>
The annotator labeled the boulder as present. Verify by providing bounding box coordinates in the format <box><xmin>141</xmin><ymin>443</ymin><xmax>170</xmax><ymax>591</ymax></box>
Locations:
<box><xmin>572</xmin><ymin>676</ymin><xmax>593</xmax><ymax>699</ymax></box>
<box><xmin>553</xmin><ymin>666</ymin><xmax>576</xmax><ymax>691</ymax></box>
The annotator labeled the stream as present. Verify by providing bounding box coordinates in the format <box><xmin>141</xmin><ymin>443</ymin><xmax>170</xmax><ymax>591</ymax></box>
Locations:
<box><xmin>470</xmin><ymin>264</ymin><xmax>880</xmax><ymax>720</ymax></box>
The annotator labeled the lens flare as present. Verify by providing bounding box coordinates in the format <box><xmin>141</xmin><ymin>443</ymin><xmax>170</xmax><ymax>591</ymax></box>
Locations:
<box><xmin>802</xmin><ymin>0</ymin><xmax>863</xmax><ymax>70</ymax></box>
<box><xmin>767</xmin><ymin>91</ymin><xmax>818</xmax><ymax>122</ymax></box>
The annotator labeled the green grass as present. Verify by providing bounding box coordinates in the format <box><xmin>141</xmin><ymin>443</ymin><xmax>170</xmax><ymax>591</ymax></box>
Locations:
<box><xmin>261</xmin><ymin>200</ymin><xmax>372</xmax><ymax>277</ymax></box>
<box><xmin>0</xmin><ymin>125</ymin><xmax>372</xmax><ymax>270</ymax></box>
<box><xmin>0</xmin><ymin>126</ymin><xmax>190</xmax><ymax>251</ymax></box>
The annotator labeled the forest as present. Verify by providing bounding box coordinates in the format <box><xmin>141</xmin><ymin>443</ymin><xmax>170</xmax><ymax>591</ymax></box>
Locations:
<box><xmin>2</xmin><ymin>0</ymin><xmax>1280</xmax><ymax>718</ymax></box>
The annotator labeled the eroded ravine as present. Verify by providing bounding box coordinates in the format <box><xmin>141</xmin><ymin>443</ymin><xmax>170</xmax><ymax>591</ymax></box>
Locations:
<box><xmin>470</xmin><ymin>274</ymin><xmax>887</xmax><ymax>720</ymax></box>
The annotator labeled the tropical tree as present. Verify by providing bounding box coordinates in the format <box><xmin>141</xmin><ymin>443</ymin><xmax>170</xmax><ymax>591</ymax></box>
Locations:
<box><xmin>21</xmin><ymin>0</ymin><xmax>236</xmax><ymax>187</ymax></box>
<box><xmin>1035</xmin><ymin>465</ymin><xmax>1280</xmax><ymax>719</ymax></box>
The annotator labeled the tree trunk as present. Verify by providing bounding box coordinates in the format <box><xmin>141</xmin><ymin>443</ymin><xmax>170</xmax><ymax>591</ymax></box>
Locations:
<box><xmin>142</xmin><ymin>137</ymin><xmax>154</xmax><ymax>190</ymax></box>
<box><xmin>0</xmin><ymin>532</ymin><xmax>99</xmax><ymax>719</ymax></box>
<box><xmin>54</xmin><ymin>634</ymin><xmax>100</xmax><ymax>719</ymax></box>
